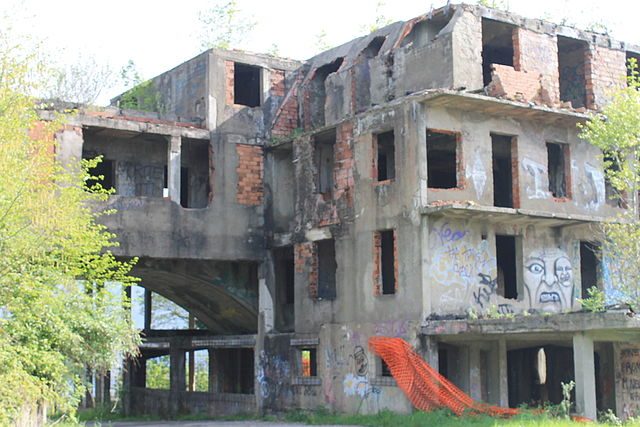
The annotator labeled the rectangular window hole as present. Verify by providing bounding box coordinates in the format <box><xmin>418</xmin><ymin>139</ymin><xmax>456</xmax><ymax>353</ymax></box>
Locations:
<box><xmin>317</xmin><ymin>239</ymin><xmax>337</xmax><ymax>300</ymax></box>
<box><xmin>314</xmin><ymin>129</ymin><xmax>336</xmax><ymax>196</ymax></box>
<box><xmin>482</xmin><ymin>18</ymin><xmax>516</xmax><ymax>86</ymax></box>
<box><xmin>427</xmin><ymin>129</ymin><xmax>459</xmax><ymax>189</ymax></box>
<box><xmin>234</xmin><ymin>63</ymin><xmax>261</xmax><ymax>107</ymax></box>
<box><xmin>491</xmin><ymin>134</ymin><xmax>515</xmax><ymax>208</ymax></box>
<box><xmin>375</xmin><ymin>130</ymin><xmax>395</xmax><ymax>182</ymax></box>
<box><xmin>301</xmin><ymin>348</ymin><xmax>318</xmax><ymax>377</ymax></box>
<box><xmin>580</xmin><ymin>241</ymin><xmax>601</xmax><ymax>298</ymax></box>
<box><xmin>379</xmin><ymin>230</ymin><xmax>396</xmax><ymax>295</ymax></box>
<box><xmin>496</xmin><ymin>235</ymin><xmax>517</xmax><ymax>300</ymax></box>
<box><xmin>558</xmin><ymin>36</ymin><xmax>588</xmax><ymax>108</ymax></box>
<box><xmin>547</xmin><ymin>142</ymin><xmax>569</xmax><ymax>198</ymax></box>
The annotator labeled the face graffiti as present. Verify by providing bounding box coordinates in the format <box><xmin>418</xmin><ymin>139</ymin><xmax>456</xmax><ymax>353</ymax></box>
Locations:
<box><xmin>523</xmin><ymin>249</ymin><xmax>574</xmax><ymax>313</ymax></box>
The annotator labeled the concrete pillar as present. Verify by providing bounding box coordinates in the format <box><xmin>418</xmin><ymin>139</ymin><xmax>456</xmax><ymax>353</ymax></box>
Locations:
<box><xmin>208</xmin><ymin>348</ymin><xmax>218</xmax><ymax>393</ymax></box>
<box><xmin>487</xmin><ymin>339</ymin><xmax>509</xmax><ymax>406</ymax></box>
<box><xmin>169</xmin><ymin>343</ymin><xmax>186</xmax><ymax>417</ymax></box>
<box><xmin>469</xmin><ymin>345</ymin><xmax>482</xmax><ymax>401</ymax></box>
<box><xmin>420</xmin><ymin>335</ymin><xmax>439</xmax><ymax>372</ymax></box>
<box><xmin>573</xmin><ymin>333</ymin><xmax>597</xmax><ymax>420</ymax></box>
<box><xmin>255</xmin><ymin>312</ymin><xmax>266</xmax><ymax>415</ymax></box>
<box><xmin>497</xmin><ymin>339</ymin><xmax>509</xmax><ymax>407</ymax></box>
<box><xmin>167</xmin><ymin>135</ymin><xmax>182</xmax><ymax>203</ymax></box>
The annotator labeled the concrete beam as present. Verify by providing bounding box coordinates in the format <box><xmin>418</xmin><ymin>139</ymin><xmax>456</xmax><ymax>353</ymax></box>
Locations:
<box><xmin>167</xmin><ymin>135</ymin><xmax>182</xmax><ymax>204</ymax></box>
<box><xmin>573</xmin><ymin>333</ymin><xmax>597</xmax><ymax>420</ymax></box>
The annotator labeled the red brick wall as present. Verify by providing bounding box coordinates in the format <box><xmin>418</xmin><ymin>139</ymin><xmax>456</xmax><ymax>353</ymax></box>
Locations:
<box><xmin>295</xmin><ymin>242</ymin><xmax>317</xmax><ymax>298</ymax></box>
<box><xmin>235</xmin><ymin>144</ymin><xmax>263</xmax><ymax>206</ymax></box>
<box><xmin>488</xmin><ymin>28</ymin><xmax>560</xmax><ymax>105</ymax></box>
<box><xmin>225</xmin><ymin>60</ymin><xmax>235</xmax><ymax>105</ymax></box>
<box><xmin>585</xmin><ymin>46</ymin><xmax>627</xmax><ymax>110</ymax></box>
<box><xmin>373</xmin><ymin>230</ymin><xmax>399</xmax><ymax>296</ymax></box>
<box><xmin>271</xmin><ymin>70</ymin><xmax>300</xmax><ymax>138</ymax></box>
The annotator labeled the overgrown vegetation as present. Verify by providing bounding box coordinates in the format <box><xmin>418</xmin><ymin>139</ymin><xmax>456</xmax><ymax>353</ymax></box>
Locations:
<box><xmin>579</xmin><ymin>58</ymin><xmax>640</xmax><ymax>311</ymax></box>
<box><xmin>0</xmin><ymin>32</ymin><xmax>139</xmax><ymax>424</ymax></box>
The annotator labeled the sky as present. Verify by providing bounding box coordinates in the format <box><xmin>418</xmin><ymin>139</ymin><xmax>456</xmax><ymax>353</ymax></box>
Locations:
<box><xmin>3</xmin><ymin>0</ymin><xmax>639</xmax><ymax>105</ymax></box>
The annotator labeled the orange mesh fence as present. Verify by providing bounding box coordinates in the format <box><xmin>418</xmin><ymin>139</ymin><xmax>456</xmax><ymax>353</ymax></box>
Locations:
<box><xmin>369</xmin><ymin>336</ymin><xmax>519</xmax><ymax>417</ymax></box>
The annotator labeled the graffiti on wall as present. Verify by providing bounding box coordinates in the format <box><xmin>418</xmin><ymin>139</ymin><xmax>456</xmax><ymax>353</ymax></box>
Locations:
<box><xmin>619</xmin><ymin>346</ymin><xmax>640</xmax><ymax>419</ymax></box>
<box><xmin>581</xmin><ymin>163</ymin><xmax>605</xmax><ymax>209</ymax></box>
<box><xmin>430</xmin><ymin>219</ymin><xmax>577</xmax><ymax>314</ymax></box>
<box><xmin>466</xmin><ymin>150</ymin><xmax>487</xmax><ymax>200</ymax></box>
<box><xmin>342</xmin><ymin>345</ymin><xmax>382</xmax><ymax>412</ymax></box>
<box><xmin>257</xmin><ymin>350</ymin><xmax>291</xmax><ymax>403</ymax></box>
<box><xmin>523</xmin><ymin>248</ymin><xmax>574</xmax><ymax>313</ymax></box>
<box><xmin>522</xmin><ymin>157</ymin><xmax>549</xmax><ymax>199</ymax></box>
<box><xmin>430</xmin><ymin>220</ymin><xmax>496</xmax><ymax>311</ymax></box>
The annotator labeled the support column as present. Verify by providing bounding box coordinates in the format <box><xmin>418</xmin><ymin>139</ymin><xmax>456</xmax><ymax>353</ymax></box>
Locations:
<box><xmin>255</xmin><ymin>312</ymin><xmax>266</xmax><ymax>415</ymax></box>
<box><xmin>170</xmin><ymin>343</ymin><xmax>186</xmax><ymax>417</ymax></box>
<box><xmin>498</xmin><ymin>338</ymin><xmax>509</xmax><ymax>407</ymax></box>
<box><xmin>420</xmin><ymin>335</ymin><xmax>439</xmax><ymax>372</ymax></box>
<box><xmin>167</xmin><ymin>135</ymin><xmax>182</xmax><ymax>203</ymax></box>
<box><xmin>208</xmin><ymin>348</ymin><xmax>218</xmax><ymax>392</ymax></box>
<box><xmin>469</xmin><ymin>345</ymin><xmax>482</xmax><ymax>401</ymax></box>
<box><xmin>573</xmin><ymin>333</ymin><xmax>597</xmax><ymax>420</ymax></box>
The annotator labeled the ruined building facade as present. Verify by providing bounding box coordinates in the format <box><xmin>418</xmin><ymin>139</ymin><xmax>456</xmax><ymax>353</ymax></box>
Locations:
<box><xmin>52</xmin><ymin>3</ymin><xmax>640</xmax><ymax>420</ymax></box>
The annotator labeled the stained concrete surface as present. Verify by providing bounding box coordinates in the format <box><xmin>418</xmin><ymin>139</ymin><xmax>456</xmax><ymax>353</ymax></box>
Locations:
<box><xmin>89</xmin><ymin>422</ymin><xmax>360</xmax><ymax>427</ymax></box>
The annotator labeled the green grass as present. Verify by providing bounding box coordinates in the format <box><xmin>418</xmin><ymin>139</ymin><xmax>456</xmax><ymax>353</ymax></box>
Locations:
<box><xmin>60</xmin><ymin>407</ymin><xmax>640</xmax><ymax>426</ymax></box>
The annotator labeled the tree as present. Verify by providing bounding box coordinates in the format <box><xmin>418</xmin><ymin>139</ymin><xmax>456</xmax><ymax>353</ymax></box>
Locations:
<box><xmin>196</xmin><ymin>0</ymin><xmax>256</xmax><ymax>50</ymax></box>
<box><xmin>0</xmin><ymin>35</ymin><xmax>139</xmax><ymax>424</ymax></box>
<box><xmin>366</xmin><ymin>1</ymin><xmax>393</xmax><ymax>33</ymax></box>
<box><xmin>43</xmin><ymin>53</ymin><xmax>114</xmax><ymax>105</ymax></box>
<box><xmin>579</xmin><ymin>58</ymin><xmax>640</xmax><ymax>309</ymax></box>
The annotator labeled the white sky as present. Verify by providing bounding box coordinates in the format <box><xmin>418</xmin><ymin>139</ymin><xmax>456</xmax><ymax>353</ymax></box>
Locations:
<box><xmin>4</xmin><ymin>0</ymin><xmax>639</xmax><ymax>105</ymax></box>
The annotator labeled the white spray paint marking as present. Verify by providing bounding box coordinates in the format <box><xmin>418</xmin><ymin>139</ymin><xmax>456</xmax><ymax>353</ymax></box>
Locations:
<box><xmin>522</xmin><ymin>157</ymin><xmax>549</xmax><ymax>199</ymax></box>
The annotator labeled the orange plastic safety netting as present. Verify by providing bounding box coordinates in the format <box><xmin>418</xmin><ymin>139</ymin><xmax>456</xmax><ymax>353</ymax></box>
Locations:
<box><xmin>368</xmin><ymin>336</ymin><xmax>519</xmax><ymax>417</ymax></box>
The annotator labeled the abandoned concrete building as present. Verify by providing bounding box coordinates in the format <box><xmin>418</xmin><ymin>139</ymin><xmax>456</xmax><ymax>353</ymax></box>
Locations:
<box><xmin>49</xmin><ymin>2</ymin><xmax>640</xmax><ymax>421</ymax></box>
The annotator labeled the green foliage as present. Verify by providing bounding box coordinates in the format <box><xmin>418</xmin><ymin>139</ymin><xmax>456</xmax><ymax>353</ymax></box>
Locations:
<box><xmin>579</xmin><ymin>58</ymin><xmax>640</xmax><ymax>310</ymax></box>
<box><xmin>0</xmin><ymin>34</ymin><xmax>139</xmax><ymax>424</ymax></box>
<box><xmin>117</xmin><ymin>59</ymin><xmax>162</xmax><ymax>112</ymax></box>
<box><xmin>476</xmin><ymin>0</ymin><xmax>510</xmax><ymax>11</ymax></box>
<box><xmin>197</xmin><ymin>0</ymin><xmax>256</xmax><ymax>50</ymax></box>
<box><xmin>145</xmin><ymin>357</ymin><xmax>170</xmax><ymax>390</ymax></box>
<box><xmin>366</xmin><ymin>1</ymin><xmax>393</xmax><ymax>33</ymax></box>
<box><xmin>578</xmin><ymin>286</ymin><xmax>606</xmax><ymax>312</ymax></box>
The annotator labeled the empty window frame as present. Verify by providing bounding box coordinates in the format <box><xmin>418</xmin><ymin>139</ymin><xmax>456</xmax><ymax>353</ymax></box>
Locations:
<box><xmin>491</xmin><ymin>134</ymin><xmax>517</xmax><ymax>208</ymax></box>
<box><xmin>274</xmin><ymin>246</ymin><xmax>295</xmax><ymax>332</ymax></box>
<box><xmin>558</xmin><ymin>36</ymin><xmax>588</xmax><ymax>108</ymax></box>
<box><xmin>316</xmin><ymin>239</ymin><xmax>337</xmax><ymax>300</ymax></box>
<box><xmin>427</xmin><ymin>129</ymin><xmax>460</xmax><ymax>189</ymax></box>
<box><xmin>496</xmin><ymin>235</ymin><xmax>517</xmax><ymax>300</ymax></box>
<box><xmin>180</xmin><ymin>139</ymin><xmax>211</xmax><ymax>208</ymax></box>
<box><xmin>603</xmin><ymin>153</ymin><xmax>623</xmax><ymax>207</ymax></box>
<box><xmin>87</xmin><ymin>158</ymin><xmax>115</xmax><ymax>191</ymax></box>
<box><xmin>380</xmin><ymin>358</ymin><xmax>392</xmax><ymax>377</ymax></box>
<box><xmin>580</xmin><ymin>241</ymin><xmax>601</xmax><ymax>298</ymax></box>
<box><xmin>375</xmin><ymin>230</ymin><xmax>397</xmax><ymax>295</ymax></box>
<box><xmin>314</xmin><ymin>129</ymin><xmax>336</xmax><ymax>196</ymax></box>
<box><xmin>300</xmin><ymin>348</ymin><xmax>318</xmax><ymax>377</ymax></box>
<box><xmin>310</xmin><ymin>58</ymin><xmax>344</xmax><ymax>127</ymax></box>
<box><xmin>234</xmin><ymin>63</ymin><xmax>261</xmax><ymax>107</ymax></box>
<box><xmin>481</xmin><ymin>18</ymin><xmax>516</xmax><ymax>86</ymax></box>
<box><xmin>400</xmin><ymin>12</ymin><xmax>451</xmax><ymax>49</ymax></box>
<box><xmin>547</xmin><ymin>142</ymin><xmax>570</xmax><ymax>198</ymax></box>
<box><xmin>215</xmin><ymin>348</ymin><xmax>254</xmax><ymax>394</ymax></box>
<box><xmin>374</xmin><ymin>130</ymin><xmax>395</xmax><ymax>182</ymax></box>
